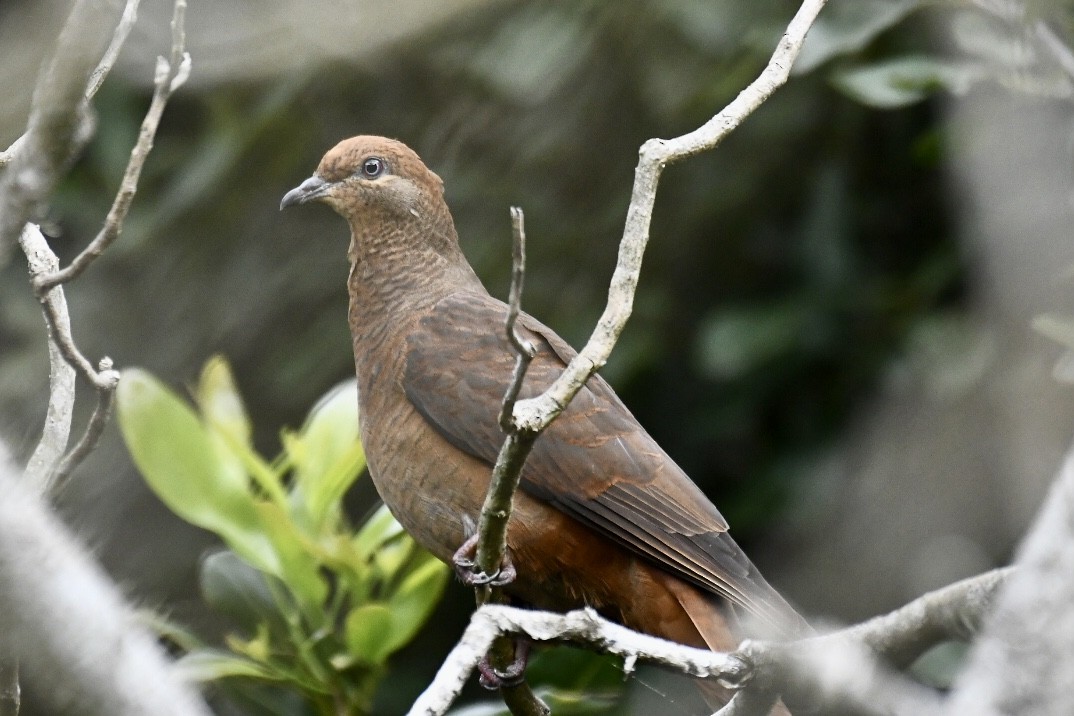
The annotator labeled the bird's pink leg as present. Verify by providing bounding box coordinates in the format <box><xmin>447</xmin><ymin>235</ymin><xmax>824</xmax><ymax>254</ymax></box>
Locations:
<box><xmin>477</xmin><ymin>638</ymin><xmax>531</xmax><ymax>690</ymax></box>
<box><xmin>452</xmin><ymin>532</ymin><xmax>517</xmax><ymax>587</ymax></box>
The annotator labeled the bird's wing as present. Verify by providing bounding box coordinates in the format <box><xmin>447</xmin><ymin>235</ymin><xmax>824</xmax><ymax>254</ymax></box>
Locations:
<box><xmin>403</xmin><ymin>291</ymin><xmax>800</xmax><ymax>631</ymax></box>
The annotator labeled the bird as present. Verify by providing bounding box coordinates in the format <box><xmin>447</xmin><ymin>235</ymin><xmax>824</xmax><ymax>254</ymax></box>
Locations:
<box><xmin>281</xmin><ymin>135</ymin><xmax>808</xmax><ymax>708</ymax></box>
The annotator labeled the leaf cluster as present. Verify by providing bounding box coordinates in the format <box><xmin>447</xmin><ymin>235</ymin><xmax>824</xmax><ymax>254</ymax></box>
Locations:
<box><xmin>116</xmin><ymin>357</ymin><xmax>448</xmax><ymax>715</ymax></box>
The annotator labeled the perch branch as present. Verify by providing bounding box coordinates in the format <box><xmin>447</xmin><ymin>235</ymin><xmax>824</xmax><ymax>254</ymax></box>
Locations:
<box><xmin>407</xmin><ymin>605</ymin><xmax>749</xmax><ymax>716</ymax></box>
<box><xmin>472</xmin><ymin>207</ymin><xmax>546</xmax><ymax>715</ymax></box>
<box><xmin>414</xmin><ymin>565</ymin><xmax>1009</xmax><ymax>714</ymax></box>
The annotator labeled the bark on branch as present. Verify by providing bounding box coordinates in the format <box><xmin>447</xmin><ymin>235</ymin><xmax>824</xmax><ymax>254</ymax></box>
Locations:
<box><xmin>410</xmin><ymin>566</ymin><xmax>1005</xmax><ymax>716</ymax></box>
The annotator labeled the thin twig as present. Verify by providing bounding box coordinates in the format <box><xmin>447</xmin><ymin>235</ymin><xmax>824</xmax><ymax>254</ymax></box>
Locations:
<box><xmin>509</xmin><ymin>0</ymin><xmax>829</xmax><ymax>433</ymax></box>
<box><xmin>36</xmin><ymin>0</ymin><xmax>191</xmax><ymax>292</ymax></box>
<box><xmin>479</xmin><ymin>207</ymin><xmax>537</xmax><ymax>582</ymax></box>
<box><xmin>498</xmin><ymin>207</ymin><xmax>537</xmax><ymax>432</ymax></box>
<box><xmin>85</xmin><ymin>0</ymin><xmax>143</xmax><ymax>100</ymax></box>
<box><xmin>472</xmin><ymin>207</ymin><xmax>546</xmax><ymax>715</ymax></box>
<box><xmin>51</xmin><ymin>360</ymin><xmax>120</xmax><ymax>493</ymax></box>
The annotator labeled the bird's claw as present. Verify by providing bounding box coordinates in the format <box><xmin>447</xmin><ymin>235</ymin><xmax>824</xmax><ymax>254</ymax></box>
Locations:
<box><xmin>452</xmin><ymin>533</ymin><xmax>517</xmax><ymax>587</ymax></box>
<box><xmin>477</xmin><ymin>639</ymin><xmax>531</xmax><ymax>690</ymax></box>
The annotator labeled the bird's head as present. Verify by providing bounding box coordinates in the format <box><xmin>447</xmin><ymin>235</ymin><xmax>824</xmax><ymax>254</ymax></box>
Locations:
<box><xmin>280</xmin><ymin>135</ymin><xmax>448</xmax><ymax>226</ymax></box>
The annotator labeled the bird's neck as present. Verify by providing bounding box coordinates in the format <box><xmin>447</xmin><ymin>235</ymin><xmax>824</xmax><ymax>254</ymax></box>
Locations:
<box><xmin>345</xmin><ymin>218</ymin><xmax>484</xmax><ymax>336</ymax></box>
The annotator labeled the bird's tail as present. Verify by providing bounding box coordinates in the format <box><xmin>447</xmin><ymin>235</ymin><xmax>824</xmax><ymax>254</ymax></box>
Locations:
<box><xmin>662</xmin><ymin>574</ymin><xmax>800</xmax><ymax>715</ymax></box>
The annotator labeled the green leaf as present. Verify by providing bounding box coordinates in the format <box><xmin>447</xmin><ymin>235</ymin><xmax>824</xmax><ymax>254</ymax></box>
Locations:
<box><xmin>794</xmin><ymin>0</ymin><xmax>922</xmax><ymax>74</ymax></box>
<box><xmin>198</xmin><ymin>356</ymin><xmax>287</xmax><ymax>506</ymax></box>
<box><xmin>383</xmin><ymin>556</ymin><xmax>449</xmax><ymax>655</ymax></box>
<box><xmin>832</xmin><ymin>56</ymin><xmax>982</xmax><ymax>109</ymax></box>
<box><xmin>199</xmin><ymin>550</ymin><xmax>283</xmax><ymax>634</ymax></box>
<box><xmin>344</xmin><ymin>603</ymin><xmax>395</xmax><ymax>665</ymax></box>
<box><xmin>175</xmin><ymin>648</ymin><xmax>279</xmax><ymax>682</ymax></box>
<box><xmin>372</xmin><ymin>532</ymin><xmax>415</xmax><ymax>581</ymax></box>
<box><xmin>291</xmin><ymin>380</ymin><xmax>366</xmax><ymax>531</ymax></box>
<box><xmin>116</xmin><ymin>369</ymin><xmax>282</xmax><ymax>575</ymax></box>
<box><xmin>353</xmin><ymin>505</ymin><xmax>405</xmax><ymax>559</ymax></box>
<box><xmin>196</xmin><ymin>355</ymin><xmax>252</xmax><ymax>450</ymax></box>
<box><xmin>254</xmin><ymin>501</ymin><xmax>329</xmax><ymax>616</ymax></box>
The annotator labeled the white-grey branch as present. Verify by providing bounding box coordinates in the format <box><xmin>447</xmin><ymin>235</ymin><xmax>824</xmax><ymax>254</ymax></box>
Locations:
<box><xmin>13</xmin><ymin>0</ymin><xmax>190</xmax><ymax>491</ymax></box>
<box><xmin>407</xmin><ymin>604</ymin><xmax>748</xmax><ymax>716</ymax></box>
<box><xmin>0</xmin><ymin>446</ymin><xmax>211</xmax><ymax>716</ymax></box>
<box><xmin>409</xmin><ymin>566</ymin><xmax>1007</xmax><ymax>716</ymax></box>
<box><xmin>509</xmin><ymin>0</ymin><xmax>829</xmax><ymax>433</ymax></box>
<box><xmin>17</xmin><ymin>225</ymin><xmax>76</xmax><ymax>494</ymax></box>
<box><xmin>944</xmin><ymin>447</ymin><xmax>1074</xmax><ymax>715</ymax></box>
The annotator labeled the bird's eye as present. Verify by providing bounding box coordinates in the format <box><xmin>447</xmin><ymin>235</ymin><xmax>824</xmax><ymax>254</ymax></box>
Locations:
<box><xmin>361</xmin><ymin>157</ymin><xmax>385</xmax><ymax>178</ymax></box>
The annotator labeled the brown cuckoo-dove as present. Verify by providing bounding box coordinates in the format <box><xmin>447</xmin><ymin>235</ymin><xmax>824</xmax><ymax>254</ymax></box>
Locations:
<box><xmin>281</xmin><ymin>135</ymin><xmax>808</xmax><ymax>706</ymax></box>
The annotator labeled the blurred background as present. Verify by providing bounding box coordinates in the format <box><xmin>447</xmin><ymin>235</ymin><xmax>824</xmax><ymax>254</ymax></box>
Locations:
<box><xmin>3</xmin><ymin>0</ymin><xmax>1074</xmax><ymax>712</ymax></box>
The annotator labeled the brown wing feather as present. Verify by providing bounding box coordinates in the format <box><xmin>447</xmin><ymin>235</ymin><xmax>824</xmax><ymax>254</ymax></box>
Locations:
<box><xmin>404</xmin><ymin>290</ymin><xmax>802</xmax><ymax>633</ymax></box>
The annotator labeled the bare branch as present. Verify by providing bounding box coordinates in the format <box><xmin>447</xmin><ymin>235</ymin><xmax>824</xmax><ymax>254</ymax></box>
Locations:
<box><xmin>944</xmin><ymin>447</ymin><xmax>1074</xmax><ymax>714</ymax></box>
<box><xmin>735</xmin><ymin>636</ymin><xmax>944</xmax><ymax>716</ymax></box>
<box><xmin>471</xmin><ymin>207</ymin><xmax>546</xmax><ymax>716</ymax></box>
<box><xmin>498</xmin><ymin>207</ymin><xmax>537</xmax><ymax>433</ymax></box>
<box><xmin>509</xmin><ymin>0</ymin><xmax>829</xmax><ymax>433</ymax></box>
<box><xmin>36</xmin><ymin>0</ymin><xmax>191</xmax><ymax>292</ymax></box>
<box><xmin>846</xmin><ymin>567</ymin><xmax>1012</xmax><ymax>668</ymax></box>
<box><xmin>418</xmin><ymin>564</ymin><xmax>1010</xmax><ymax>714</ymax></box>
<box><xmin>0</xmin><ymin>0</ymin><xmax>124</xmax><ymax>263</ymax></box>
<box><xmin>18</xmin><ymin>225</ymin><xmax>77</xmax><ymax>492</ymax></box>
<box><xmin>13</xmin><ymin>0</ymin><xmax>189</xmax><ymax>492</ymax></box>
<box><xmin>407</xmin><ymin>605</ymin><xmax>749</xmax><ymax>716</ymax></box>
<box><xmin>85</xmin><ymin>0</ymin><xmax>143</xmax><ymax>100</ymax></box>
<box><xmin>50</xmin><ymin>360</ymin><xmax>121</xmax><ymax>492</ymax></box>
<box><xmin>0</xmin><ymin>446</ymin><xmax>212</xmax><ymax>716</ymax></box>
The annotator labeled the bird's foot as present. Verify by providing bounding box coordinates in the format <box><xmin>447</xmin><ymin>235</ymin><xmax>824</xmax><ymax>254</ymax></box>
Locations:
<box><xmin>452</xmin><ymin>533</ymin><xmax>517</xmax><ymax>587</ymax></box>
<box><xmin>477</xmin><ymin>639</ymin><xmax>531</xmax><ymax>690</ymax></box>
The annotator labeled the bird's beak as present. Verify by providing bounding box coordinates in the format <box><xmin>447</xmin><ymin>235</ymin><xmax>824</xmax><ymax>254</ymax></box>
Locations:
<box><xmin>280</xmin><ymin>175</ymin><xmax>331</xmax><ymax>210</ymax></box>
